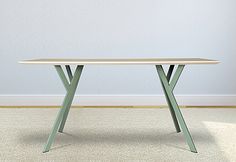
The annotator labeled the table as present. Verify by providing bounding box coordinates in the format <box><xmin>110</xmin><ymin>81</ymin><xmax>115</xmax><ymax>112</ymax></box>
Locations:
<box><xmin>20</xmin><ymin>58</ymin><xmax>219</xmax><ymax>153</ymax></box>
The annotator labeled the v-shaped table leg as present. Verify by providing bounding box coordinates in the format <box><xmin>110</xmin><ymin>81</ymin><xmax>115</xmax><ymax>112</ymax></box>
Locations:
<box><xmin>160</xmin><ymin>65</ymin><xmax>181</xmax><ymax>133</ymax></box>
<box><xmin>156</xmin><ymin>65</ymin><xmax>197</xmax><ymax>153</ymax></box>
<box><xmin>58</xmin><ymin>65</ymin><xmax>83</xmax><ymax>133</ymax></box>
<box><xmin>43</xmin><ymin>65</ymin><xmax>83</xmax><ymax>153</ymax></box>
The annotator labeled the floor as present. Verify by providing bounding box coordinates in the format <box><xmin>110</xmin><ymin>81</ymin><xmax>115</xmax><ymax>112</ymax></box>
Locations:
<box><xmin>0</xmin><ymin>108</ymin><xmax>236</xmax><ymax>162</ymax></box>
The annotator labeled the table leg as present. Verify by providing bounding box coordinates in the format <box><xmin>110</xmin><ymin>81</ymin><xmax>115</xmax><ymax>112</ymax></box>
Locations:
<box><xmin>58</xmin><ymin>65</ymin><xmax>83</xmax><ymax>133</ymax></box>
<box><xmin>161</xmin><ymin>65</ymin><xmax>181</xmax><ymax>133</ymax></box>
<box><xmin>155</xmin><ymin>65</ymin><xmax>197</xmax><ymax>153</ymax></box>
<box><xmin>43</xmin><ymin>65</ymin><xmax>83</xmax><ymax>153</ymax></box>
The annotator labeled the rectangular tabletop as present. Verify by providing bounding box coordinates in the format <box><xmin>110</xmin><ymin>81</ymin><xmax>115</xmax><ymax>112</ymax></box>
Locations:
<box><xmin>19</xmin><ymin>58</ymin><xmax>219</xmax><ymax>65</ymax></box>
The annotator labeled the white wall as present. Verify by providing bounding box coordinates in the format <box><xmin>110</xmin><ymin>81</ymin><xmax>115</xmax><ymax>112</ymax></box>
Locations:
<box><xmin>0</xmin><ymin>0</ymin><xmax>236</xmax><ymax>97</ymax></box>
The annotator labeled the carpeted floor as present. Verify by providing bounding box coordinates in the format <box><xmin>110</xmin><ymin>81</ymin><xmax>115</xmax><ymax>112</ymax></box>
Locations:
<box><xmin>0</xmin><ymin>108</ymin><xmax>236</xmax><ymax>162</ymax></box>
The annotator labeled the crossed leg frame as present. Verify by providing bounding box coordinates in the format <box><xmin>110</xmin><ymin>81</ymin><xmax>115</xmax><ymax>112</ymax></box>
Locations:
<box><xmin>43</xmin><ymin>65</ymin><xmax>83</xmax><ymax>153</ymax></box>
<box><xmin>156</xmin><ymin>65</ymin><xmax>197</xmax><ymax>153</ymax></box>
<box><xmin>43</xmin><ymin>64</ymin><xmax>197</xmax><ymax>153</ymax></box>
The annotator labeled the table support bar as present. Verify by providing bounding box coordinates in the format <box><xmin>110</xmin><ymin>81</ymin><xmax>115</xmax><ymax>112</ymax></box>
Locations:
<box><xmin>161</xmin><ymin>65</ymin><xmax>181</xmax><ymax>133</ymax></box>
<box><xmin>155</xmin><ymin>65</ymin><xmax>197</xmax><ymax>153</ymax></box>
<box><xmin>43</xmin><ymin>65</ymin><xmax>83</xmax><ymax>153</ymax></box>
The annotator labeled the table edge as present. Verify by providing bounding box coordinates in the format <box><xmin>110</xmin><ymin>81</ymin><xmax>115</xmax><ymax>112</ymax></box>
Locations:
<box><xmin>18</xmin><ymin>59</ymin><xmax>220</xmax><ymax>65</ymax></box>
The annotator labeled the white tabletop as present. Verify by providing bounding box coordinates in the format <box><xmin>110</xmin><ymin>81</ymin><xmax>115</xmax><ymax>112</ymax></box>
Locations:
<box><xmin>19</xmin><ymin>58</ymin><xmax>219</xmax><ymax>65</ymax></box>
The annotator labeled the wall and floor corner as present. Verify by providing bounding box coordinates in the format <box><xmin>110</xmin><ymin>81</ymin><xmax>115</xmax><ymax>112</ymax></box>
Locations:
<box><xmin>0</xmin><ymin>0</ymin><xmax>236</xmax><ymax>106</ymax></box>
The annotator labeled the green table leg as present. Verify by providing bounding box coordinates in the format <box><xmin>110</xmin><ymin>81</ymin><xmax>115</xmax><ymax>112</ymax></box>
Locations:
<box><xmin>58</xmin><ymin>65</ymin><xmax>83</xmax><ymax>133</ymax></box>
<box><xmin>43</xmin><ymin>65</ymin><xmax>83</xmax><ymax>153</ymax></box>
<box><xmin>155</xmin><ymin>65</ymin><xmax>197</xmax><ymax>153</ymax></box>
<box><xmin>161</xmin><ymin>65</ymin><xmax>181</xmax><ymax>133</ymax></box>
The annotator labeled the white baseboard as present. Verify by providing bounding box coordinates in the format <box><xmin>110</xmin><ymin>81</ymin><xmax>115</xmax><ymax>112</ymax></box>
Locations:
<box><xmin>0</xmin><ymin>95</ymin><xmax>235</xmax><ymax>106</ymax></box>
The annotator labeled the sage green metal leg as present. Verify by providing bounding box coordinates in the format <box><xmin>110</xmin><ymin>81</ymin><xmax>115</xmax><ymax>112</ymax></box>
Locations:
<box><xmin>155</xmin><ymin>65</ymin><xmax>197</xmax><ymax>153</ymax></box>
<box><xmin>59</xmin><ymin>65</ymin><xmax>83</xmax><ymax>133</ymax></box>
<box><xmin>161</xmin><ymin>65</ymin><xmax>181</xmax><ymax>133</ymax></box>
<box><xmin>43</xmin><ymin>65</ymin><xmax>83</xmax><ymax>153</ymax></box>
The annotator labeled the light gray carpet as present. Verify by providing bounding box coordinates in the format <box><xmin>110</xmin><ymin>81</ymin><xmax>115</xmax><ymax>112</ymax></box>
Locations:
<box><xmin>0</xmin><ymin>108</ymin><xmax>236</xmax><ymax>162</ymax></box>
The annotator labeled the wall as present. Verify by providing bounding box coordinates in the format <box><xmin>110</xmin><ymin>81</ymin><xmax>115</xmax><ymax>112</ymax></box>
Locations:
<box><xmin>0</xmin><ymin>0</ymin><xmax>236</xmax><ymax>104</ymax></box>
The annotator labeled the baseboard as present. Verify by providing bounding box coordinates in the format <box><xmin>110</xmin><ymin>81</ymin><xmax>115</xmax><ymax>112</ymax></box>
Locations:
<box><xmin>0</xmin><ymin>95</ymin><xmax>235</xmax><ymax>106</ymax></box>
